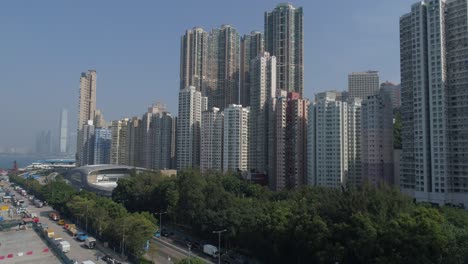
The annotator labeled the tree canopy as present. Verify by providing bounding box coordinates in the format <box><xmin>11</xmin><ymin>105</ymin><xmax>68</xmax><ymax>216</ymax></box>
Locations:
<box><xmin>112</xmin><ymin>170</ymin><xmax>468</xmax><ymax>264</ymax></box>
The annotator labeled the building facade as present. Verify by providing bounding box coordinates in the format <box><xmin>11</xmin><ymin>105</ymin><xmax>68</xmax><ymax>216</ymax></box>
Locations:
<box><xmin>265</xmin><ymin>3</ymin><xmax>303</xmax><ymax>95</ymax></box>
<box><xmin>270</xmin><ymin>91</ymin><xmax>308</xmax><ymax>190</ymax></box>
<box><xmin>361</xmin><ymin>92</ymin><xmax>394</xmax><ymax>186</ymax></box>
<box><xmin>177</xmin><ymin>86</ymin><xmax>207</xmax><ymax>169</ymax></box>
<box><xmin>59</xmin><ymin>109</ymin><xmax>68</xmax><ymax>154</ymax></box>
<box><xmin>400</xmin><ymin>0</ymin><xmax>468</xmax><ymax>207</ymax></box>
<box><xmin>223</xmin><ymin>104</ymin><xmax>250</xmax><ymax>172</ymax></box>
<box><xmin>141</xmin><ymin>103</ymin><xmax>167</xmax><ymax>169</ymax></box>
<box><xmin>150</xmin><ymin>112</ymin><xmax>176</xmax><ymax>170</ymax></box>
<box><xmin>200</xmin><ymin>107</ymin><xmax>224</xmax><ymax>172</ymax></box>
<box><xmin>240</xmin><ymin>31</ymin><xmax>264</xmax><ymax>107</ymax></box>
<box><xmin>308</xmin><ymin>91</ymin><xmax>362</xmax><ymax>188</ymax></box>
<box><xmin>78</xmin><ymin>70</ymin><xmax>97</xmax><ymax>130</ymax></box>
<box><xmin>76</xmin><ymin>70</ymin><xmax>97</xmax><ymax>166</ymax></box>
<box><xmin>93</xmin><ymin>127</ymin><xmax>112</xmax><ymax>165</ymax></box>
<box><xmin>180</xmin><ymin>27</ymin><xmax>209</xmax><ymax>92</ymax></box>
<box><xmin>285</xmin><ymin>93</ymin><xmax>308</xmax><ymax>189</ymax></box>
<box><xmin>348</xmin><ymin>71</ymin><xmax>380</xmax><ymax>100</ymax></box>
<box><xmin>125</xmin><ymin>117</ymin><xmax>143</xmax><ymax>167</ymax></box>
<box><xmin>380</xmin><ymin>81</ymin><xmax>402</xmax><ymax>108</ymax></box>
<box><xmin>249</xmin><ymin>52</ymin><xmax>276</xmax><ymax>174</ymax></box>
<box><xmin>110</xmin><ymin>119</ymin><xmax>129</xmax><ymax>165</ymax></box>
<box><xmin>78</xmin><ymin>121</ymin><xmax>95</xmax><ymax>166</ymax></box>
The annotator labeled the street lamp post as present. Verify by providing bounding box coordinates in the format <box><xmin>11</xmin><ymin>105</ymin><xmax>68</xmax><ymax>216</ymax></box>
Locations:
<box><xmin>187</xmin><ymin>243</ymin><xmax>192</xmax><ymax>264</ymax></box>
<box><xmin>212</xmin><ymin>229</ymin><xmax>227</xmax><ymax>264</ymax></box>
<box><xmin>154</xmin><ymin>211</ymin><xmax>167</xmax><ymax>234</ymax></box>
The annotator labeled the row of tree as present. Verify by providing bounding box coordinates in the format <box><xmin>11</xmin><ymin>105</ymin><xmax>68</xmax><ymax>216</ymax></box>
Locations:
<box><xmin>113</xmin><ymin>169</ymin><xmax>468</xmax><ymax>264</ymax></box>
<box><xmin>10</xmin><ymin>175</ymin><xmax>157</xmax><ymax>259</ymax></box>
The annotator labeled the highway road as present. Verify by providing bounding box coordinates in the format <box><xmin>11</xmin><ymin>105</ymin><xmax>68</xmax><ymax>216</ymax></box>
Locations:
<box><xmin>7</xmin><ymin>178</ymin><xmax>218</xmax><ymax>264</ymax></box>
<box><xmin>13</xmin><ymin>192</ymin><xmax>108</xmax><ymax>263</ymax></box>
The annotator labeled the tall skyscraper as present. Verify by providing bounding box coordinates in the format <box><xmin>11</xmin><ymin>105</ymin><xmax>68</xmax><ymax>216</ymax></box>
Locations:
<box><xmin>177</xmin><ymin>86</ymin><xmax>207</xmax><ymax>169</ymax></box>
<box><xmin>78</xmin><ymin>121</ymin><xmax>95</xmax><ymax>166</ymax></box>
<box><xmin>223</xmin><ymin>104</ymin><xmax>250</xmax><ymax>172</ymax></box>
<box><xmin>93</xmin><ymin>127</ymin><xmax>112</xmax><ymax>165</ymax></box>
<box><xmin>181</xmin><ymin>25</ymin><xmax>240</xmax><ymax>110</ymax></box>
<box><xmin>150</xmin><ymin>111</ymin><xmax>176</xmax><ymax>170</ymax></box>
<box><xmin>347</xmin><ymin>98</ymin><xmax>362</xmax><ymax>187</ymax></box>
<box><xmin>125</xmin><ymin>117</ymin><xmax>143</xmax><ymax>167</ymax></box>
<box><xmin>361</xmin><ymin>91</ymin><xmax>394</xmax><ymax>186</ymax></box>
<box><xmin>212</xmin><ymin>25</ymin><xmax>240</xmax><ymax>109</ymax></box>
<box><xmin>141</xmin><ymin>103</ymin><xmax>167</xmax><ymax>169</ymax></box>
<box><xmin>348</xmin><ymin>71</ymin><xmax>380</xmax><ymax>100</ymax></box>
<box><xmin>271</xmin><ymin>91</ymin><xmax>308</xmax><ymax>190</ymax></box>
<box><xmin>446</xmin><ymin>0</ymin><xmax>468</xmax><ymax>205</ymax></box>
<box><xmin>77</xmin><ymin>70</ymin><xmax>97</xmax><ymax>166</ymax></box>
<box><xmin>308</xmin><ymin>91</ymin><xmax>361</xmax><ymax>188</ymax></box>
<box><xmin>59</xmin><ymin>109</ymin><xmax>68</xmax><ymax>154</ymax></box>
<box><xmin>400</xmin><ymin>0</ymin><xmax>468</xmax><ymax>207</ymax></box>
<box><xmin>77</xmin><ymin>70</ymin><xmax>97</xmax><ymax>130</ymax></box>
<box><xmin>265</xmin><ymin>3</ymin><xmax>303</xmax><ymax>95</ymax></box>
<box><xmin>240</xmin><ymin>31</ymin><xmax>264</xmax><ymax>107</ymax></box>
<box><xmin>201</xmin><ymin>107</ymin><xmax>224</xmax><ymax>172</ymax></box>
<box><xmin>380</xmin><ymin>82</ymin><xmax>402</xmax><ymax>108</ymax></box>
<box><xmin>249</xmin><ymin>52</ymin><xmax>276</xmax><ymax>174</ymax></box>
<box><xmin>110</xmin><ymin>118</ymin><xmax>129</xmax><ymax>165</ymax></box>
<box><xmin>180</xmin><ymin>27</ymin><xmax>209</xmax><ymax>92</ymax></box>
<box><xmin>271</xmin><ymin>91</ymin><xmax>288</xmax><ymax>190</ymax></box>
<box><xmin>285</xmin><ymin>93</ymin><xmax>309</xmax><ymax>189</ymax></box>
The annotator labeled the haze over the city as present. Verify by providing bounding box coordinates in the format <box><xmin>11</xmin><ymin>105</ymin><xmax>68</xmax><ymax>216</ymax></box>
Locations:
<box><xmin>0</xmin><ymin>0</ymin><xmax>408</xmax><ymax>151</ymax></box>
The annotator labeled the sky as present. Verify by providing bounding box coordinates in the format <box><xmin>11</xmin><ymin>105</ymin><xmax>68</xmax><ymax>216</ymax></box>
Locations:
<box><xmin>0</xmin><ymin>0</ymin><xmax>411</xmax><ymax>152</ymax></box>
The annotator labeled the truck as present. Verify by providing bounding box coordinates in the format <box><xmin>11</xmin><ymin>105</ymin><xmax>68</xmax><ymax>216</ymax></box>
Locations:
<box><xmin>68</xmin><ymin>227</ymin><xmax>78</xmax><ymax>237</ymax></box>
<box><xmin>33</xmin><ymin>199</ymin><xmax>44</xmax><ymax>208</ymax></box>
<box><xmin>53</xmin><ymin>237</ymin><xmax>63</xmax><ymax>245</ymax></box>
<box><xmin>49</xmin><ymin>212</ymin><xmax>60</xmax><ymax>221</ymax></box>
<box><xmin>20</xmin><ymin>190</ymin><xmax>27</xmax><ymax>196</ymax></box>
<box><xmin>64</xmin><ymin>223</ymin><xmax>76</xmax><ymax>230</ymax></box>
<box><xmin>84</xmin><ymin>237</ymin><xmax>96</xmax><ymax>249</ymax></box>
<box><xmin>58</xmin><ymin>241</ymin><xmax>71</xmax><ymax>253</ymax></box>
<box><xmin>76</xmin><ymin>232</ymin><xmax>88</xmax><ymax>241</ymax></box>
<box><xmin>45</xmin><ymin>228</ymin><xmax>54</xmax><ymax>238</ymax></box>
<box><xmin>203</xmin><ymin>244</ymin><xmax>219</xmax><ymax>258</ymax></box>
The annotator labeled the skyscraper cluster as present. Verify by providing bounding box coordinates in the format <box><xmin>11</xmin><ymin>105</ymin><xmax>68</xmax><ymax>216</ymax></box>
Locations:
<box><xmin>76</xmin><ymin>71</ymin><xmax>176</xmax><ymax>169</ymax></box>
<box><xmin>73</xmin><ymin>0</ymin><xmax>468</xmax><ymax>208</ymax></box>
<box><xmin>176</xmin><ymin>3</ymin><xmax>308</xmax><ymax>190</ymax></box>
<box><xmin>308</xmin><ymin>72</ymin><xmax>396</xmax><ymax>189</ymax></box>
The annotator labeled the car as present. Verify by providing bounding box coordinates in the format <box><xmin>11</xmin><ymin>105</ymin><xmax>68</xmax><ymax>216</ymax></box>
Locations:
<box><xmin>76</xmin><ymin>232</ymin><xmax>88</xmax><ymax>241</ymax></box>
<box><xmin>58</xmin><ymin>220</ymin><xmax>65</xmax><ymax>225</ymax></box>
<box><xmin>101</xmin><ymin>255</ymin><xmax>121</xmax><ymax>264</ymax></box>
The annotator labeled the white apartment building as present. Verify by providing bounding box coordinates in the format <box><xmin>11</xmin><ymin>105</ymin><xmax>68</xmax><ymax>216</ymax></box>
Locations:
<box><xmin>177</xmin><ymin>86</ymin><xmax>207</xmax><ymax>170</ymax></box>
<box><xmin>308</xmin><ymin>91</ymin><xmax>362</xmax><ymax>188</ymax></box>
<box><xmin>200</xmin><ymin>107</ymin><xmax>224</xmax><ymax>172</ymax></box>
<box><xmin>361</xmin><ymin>92</ymin><xmax>394</xmax><ymax>185</ymax></box>
<box><xmin>400</xmin><ymin>0</ymin><xmax>468</xmax><ymax>207</ymax></box>
<box><xmin>223</xmin><ymin>104</ymin><xmax>250</xmax><ymax>172</ymax></box>
<box><xmin>249</xmin><ymin>52</ymin><xmax>276</xmax><ymax>174</ymax></box>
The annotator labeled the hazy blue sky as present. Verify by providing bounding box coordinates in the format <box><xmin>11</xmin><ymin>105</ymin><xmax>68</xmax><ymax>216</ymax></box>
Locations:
<box><xmin>0</xmin><ymin>0</ymin><xmax>410</xmax><ymax>151</ymax></box>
